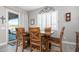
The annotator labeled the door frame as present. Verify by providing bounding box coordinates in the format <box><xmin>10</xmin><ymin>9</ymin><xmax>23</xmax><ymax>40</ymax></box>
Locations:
<box><xmin>6</xmin><ymin>8</ymin><xmax>20</xmax><ymax>44</ymax></box>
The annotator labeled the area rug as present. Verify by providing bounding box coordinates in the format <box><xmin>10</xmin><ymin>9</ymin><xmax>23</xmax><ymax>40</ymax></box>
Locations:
<box><xmin>8</xmin><ymin>40</ymin><xmax>16</xmax><ymax>46</ymax></box>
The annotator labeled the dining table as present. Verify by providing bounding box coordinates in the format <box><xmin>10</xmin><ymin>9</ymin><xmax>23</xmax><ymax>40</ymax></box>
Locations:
<box><xmin>22</xmin><ymin>31</ymin><xmax>55</xmax><ymax>52</ymax></box>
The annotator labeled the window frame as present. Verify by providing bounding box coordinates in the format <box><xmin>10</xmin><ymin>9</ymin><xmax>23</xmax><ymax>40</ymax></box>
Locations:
<box><xmin>37</xmin><ymin>11</ymin><xmax>58</xmax><ymax>33</ymax></box>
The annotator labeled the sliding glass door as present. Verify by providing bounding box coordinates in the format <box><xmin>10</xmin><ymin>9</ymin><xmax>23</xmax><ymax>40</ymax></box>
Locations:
<box><xmin>8</xmin><ymin>12</ymin><xmax>19</xmax><ymax>42</ymax></box>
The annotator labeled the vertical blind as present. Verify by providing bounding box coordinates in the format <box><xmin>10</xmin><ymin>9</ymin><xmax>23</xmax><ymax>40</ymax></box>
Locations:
<box><xmin>37</xmin><ymin>11</ymin><xmax>58</xmax><ymax>33</ymax></box>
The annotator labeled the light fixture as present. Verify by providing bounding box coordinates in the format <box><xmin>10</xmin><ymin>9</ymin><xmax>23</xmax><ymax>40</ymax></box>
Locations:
<box><xmin>39</xmin><ymin>6</ymin><xmax>55</xmax><ymax>14</ymax></box>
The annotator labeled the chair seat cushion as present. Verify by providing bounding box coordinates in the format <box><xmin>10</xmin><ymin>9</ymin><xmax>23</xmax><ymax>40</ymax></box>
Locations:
<box><xmin>49</xmin><ymin>37</ymin><xmax>61</xmax><ymax>44</ymax></box>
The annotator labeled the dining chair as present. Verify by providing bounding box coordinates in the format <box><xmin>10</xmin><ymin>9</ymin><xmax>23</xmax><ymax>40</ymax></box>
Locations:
<box><xmin>75</xmin><ymin>32</ymin><xmax>79</xmax><ymax>52</ymax></box>
<box><xmin>42</xmin><ymin>27</ymin><xmax>51</xmax><ymax>51</ymax></box>
<box><xmin>45</xmin><ymin>27</ymin><xmax>51</xmax><ymax>36</ymax></box>
<box><xmin>29</xmin><ymin>27</ymin><xmax>42</xmax><ymax>52</ymax></box>
<box><xmin>48</xmin><ymin>27</ymin><xmax>65</xmax><ymax>52</ymax></box>
<box><xmin>16</xmin><ymin>28</ymin><xmax>27</xmax><ymax>52</ymax></box>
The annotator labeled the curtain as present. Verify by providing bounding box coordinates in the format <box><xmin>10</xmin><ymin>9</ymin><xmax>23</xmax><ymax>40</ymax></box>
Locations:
<box><xmin>37</xmin><ymin>11</ymin><xmax>58</xmax><ymax>33</ymax></box>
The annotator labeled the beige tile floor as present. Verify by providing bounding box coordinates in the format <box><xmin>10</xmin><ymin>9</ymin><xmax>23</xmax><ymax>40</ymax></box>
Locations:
<box><xmin>0</xmin><ymin>45</ymin><xmax>30</xmax><ymax>52</ymax></box>
<box><xmin>0</xmin><ymin>43</ymin><xmax>75</xmax><ymax>52</ymax></box>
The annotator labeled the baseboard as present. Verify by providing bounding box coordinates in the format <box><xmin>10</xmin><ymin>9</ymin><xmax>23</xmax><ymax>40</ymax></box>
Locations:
<box><xmin>0</xmin><ymin>41</ymin><xmax>75</xmax><ymax>46</ymax></box>
<box><xmin>0</xmin><ymin>42</ymin><xmax>7</xmax><ymax>46</ymax></box>
<box><xmin>62</xmin><ymin>41</ymin><xmax>76</xmax><ymax>45</ymax></box>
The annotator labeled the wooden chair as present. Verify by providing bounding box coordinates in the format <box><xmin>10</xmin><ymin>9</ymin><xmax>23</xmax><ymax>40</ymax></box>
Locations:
<box><xmin>45</xmin><ymin>27</ymin><xmax>51</xmax><ymax>51</ymax></box>
<box><xmin>41</xmin><ymin>27</ymin><xmax>51</xmax><ymax>51</ymax></box>
<box><xmin>45</xmin><ymin>27</ymin><xmax>51</xmax><ymax>36</ymax></box>
<box><xmin>49</xmin><ymin>27</ymin><xmax>65</xmax><ymax>52</ymax></box>
<box><xmin>16</xmin><ymin>28</ymin><xmax>27</xmax><ymax>52</ymax></box>
<box><xmin>75</xmin><ymin>32</ymin><xmax>79</xmax><ymax>52</ymax></box>
<box><xmin>29</xmin><ymin>27</ymin><xmax>42</xmax><ymax>52</ymax></box>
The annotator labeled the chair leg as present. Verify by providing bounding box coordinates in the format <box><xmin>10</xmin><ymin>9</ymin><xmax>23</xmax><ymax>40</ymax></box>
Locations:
<box><xmin>48</xmin><ymin>43</ymin><xmax>51</xmax><ymax>52</ymax></box>
<box><xmin>60</xmin><ymin>47</ymin><xmax>62</xmax><ymax>52</ymax></box>
<box><xmin>30</xmin><ymin>44</ymin><xmax>32</xmax><ymax>52</ymax></box>
<box><xmin>16</xmin><ymin>47</ymin><xmax>18</xmax><ymax>52</ymax></box>
<box><xmin>16</xmin><ymin>43</ymin><xmax>18</xmax><ymax>52</ymax></box>
<box><xmin>22</xmin><ymin>48</ymin><xmax>24</xmax><ymax>52</ymax></box>
<box><xmin>60</xmin><ymin>43</ymin><xmax>62</xmax><ymax>52</ymax></box>
<box><xmin>40</xmin><ymin>46</ymin><xmax>42</xmax><ymax>52</ymax></box>
<box><xmin>22</xmin><ymin>44</ymin><xmax>24</xmax><ymax>52</ymax></box>
<box><xmin>49</xmin><ymin>43</ymin><xmax>51</xmax><ymax>49</ymax></box>
<box><xmin>31</xmin><ymin>49</ymin><xmax>33</xmax><ymax>52</ymax></box>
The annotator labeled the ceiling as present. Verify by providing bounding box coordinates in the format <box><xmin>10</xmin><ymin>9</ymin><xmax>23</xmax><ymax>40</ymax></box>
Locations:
<box><xmin>18</xmin><ymin>6</ymin><xmax>43</xmax><ymax>11</ymax></box>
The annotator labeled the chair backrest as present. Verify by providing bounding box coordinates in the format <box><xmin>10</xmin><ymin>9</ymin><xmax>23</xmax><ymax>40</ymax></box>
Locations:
<box><xmin>45</xmin><ymin>27</ymin><xmax>51</xmax><ymax>36</ymax></box>
<box><xmin>29</xmin><ymin>27</ymin><xmax>40</xmax><ymax>40</ymax></box>
<box><xmin>16</xmin><ymin>28</ymin><xmax>25</xmax><ymax>42</ymax></box>
<box><xmin>76</xmin><ymin>32</ymin><xmax>79</xmax><ymax>51</ymax></box>
<box><xmin>60</xmin><ymin>27</ymin><xmax>65</xmax><ymax>39</ymax></box>
<box><xmin>29</xmin><ymin>27</ymin><xmax>41</xmax><ymax>51</ymax></box>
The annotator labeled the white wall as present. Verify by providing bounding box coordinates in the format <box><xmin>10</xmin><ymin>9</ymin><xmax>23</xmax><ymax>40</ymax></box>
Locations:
<box><xmin>28</xmin><ymin>6</ymin><xmax>79</xmax><ymax>43</ymax></box>
<box><xmin>0</xmin><ymin>7</ymin><xmax>7</xmax><ymax>45</ymax></box>
<box><xmin>0</xmin><ymin>6</ymin><xmax>28</xmax><ymax>46</ymax></box>
<box><xmin>54</xmin><ymin>6</ymin><xmax>79</xmax><ymax>43</ymax></box>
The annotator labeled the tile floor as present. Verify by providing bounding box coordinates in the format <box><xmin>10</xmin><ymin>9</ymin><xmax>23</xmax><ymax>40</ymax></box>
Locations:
<box><xmin>0</xmin><ymin>43</ymin><xmax>76</xmax><ymax>52</ymax></box>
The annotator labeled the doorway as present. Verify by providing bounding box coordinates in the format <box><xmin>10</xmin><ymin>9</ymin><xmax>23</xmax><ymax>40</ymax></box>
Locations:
<box><xmin>7</xmin><ymin>10</ymin><xmax>19</xmax><ymax>46</ymax></box>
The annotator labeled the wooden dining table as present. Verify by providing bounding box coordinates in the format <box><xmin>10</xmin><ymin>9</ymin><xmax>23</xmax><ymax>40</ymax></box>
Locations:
<box><xmin>22</xmin><ymin>31</ymin><xmax>54</xmax><ymax>52</ymax></box>
<box><xmin>41</xmin><ymin>31</ymin><xmax>55</xmax><ymax>51</ymax></box>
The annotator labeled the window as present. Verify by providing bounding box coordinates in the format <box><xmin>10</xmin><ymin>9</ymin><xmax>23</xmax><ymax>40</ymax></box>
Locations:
<box><xmin>37</xmin><ymin>11</ymin><xmax>58</xmax><ymax>33</ymax></box>
<box><xmin>8</xmin><ymin>18</ymin><xmax>18</xmax><ymax>32</ymax></box>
